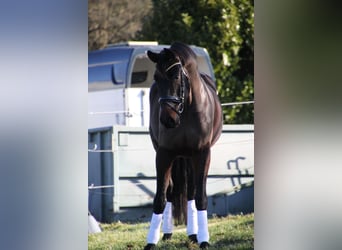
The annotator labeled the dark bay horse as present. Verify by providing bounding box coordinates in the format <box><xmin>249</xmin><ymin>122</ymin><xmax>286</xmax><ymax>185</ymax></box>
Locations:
<box><xmin>144</xmin><ymin>42</ymin><xmax>222</xmax><ymax>249</ymax></box>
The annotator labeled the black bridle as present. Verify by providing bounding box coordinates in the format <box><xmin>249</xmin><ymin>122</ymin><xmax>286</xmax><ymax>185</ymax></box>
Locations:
<box><xmin>158</xmin><ymin>61</ymin><xmax>188</xmax><ymax>115</ymax></box>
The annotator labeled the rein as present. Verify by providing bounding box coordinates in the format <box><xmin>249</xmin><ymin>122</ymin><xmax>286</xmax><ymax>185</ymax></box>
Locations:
<box><xmin>158</xmin><ymin>61</ymin><xmax>188</xmax><ymax>115</ymax></box>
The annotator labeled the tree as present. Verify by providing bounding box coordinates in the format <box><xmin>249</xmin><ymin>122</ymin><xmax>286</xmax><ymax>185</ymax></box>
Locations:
<box><xmin>88</xmin><ymin>0</ymin><xmax>152</xmax><ymax>51</ymax></box>
<box><xmin>137</xmin><ymin>0</ymin><xmax>254</xmax><ymax>124</ymax></box>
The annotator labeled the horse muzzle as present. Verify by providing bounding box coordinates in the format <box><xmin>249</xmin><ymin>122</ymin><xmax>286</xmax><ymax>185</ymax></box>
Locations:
<box><xmin>159</xmin><ymin>104</ymin><xmax>180</xmax><ymax>128</ymax></box>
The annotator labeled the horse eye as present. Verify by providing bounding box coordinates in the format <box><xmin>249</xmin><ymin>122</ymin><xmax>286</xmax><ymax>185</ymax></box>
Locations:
<box><xmin>166</xmin><ymin>68</ymin><xmax>180</xmax><ymax>80</ymax></box>
<box><xmin>170</xmin><ymin>73</ymin><xmax>180</xmax><ymax>81</ymax></box>
<box><xmin>166</xmin><ymin>71</ymin><xmax>174</xmax><ymax>79</ymax></box>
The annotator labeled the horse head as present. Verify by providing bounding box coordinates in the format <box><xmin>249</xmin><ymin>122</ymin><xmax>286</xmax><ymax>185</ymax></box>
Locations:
<box><xmin>147</xmin><ymin>48</ymin><xmax>190</xmax><ymax>128</ymax></box>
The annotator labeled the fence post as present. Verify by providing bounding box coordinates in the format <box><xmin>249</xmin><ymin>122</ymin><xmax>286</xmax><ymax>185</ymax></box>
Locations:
<box><xmin>112</xmin><ymin>126</ymin><xmax>120</xmax><ymax>212</ymax></box>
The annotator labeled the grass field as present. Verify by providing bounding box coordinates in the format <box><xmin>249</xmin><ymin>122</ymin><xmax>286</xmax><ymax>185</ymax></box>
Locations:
<box><xmin>88</xmin><ymin>213</ymin><xmax>254</xmax><ymax>250</ymax></box>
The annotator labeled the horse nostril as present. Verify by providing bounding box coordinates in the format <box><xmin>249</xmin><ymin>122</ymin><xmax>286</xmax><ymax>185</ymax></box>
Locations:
<box><xmin>167</xmin><ymin>117</ymin><xmax>176</xmax><ymax>127</ymax></box>
<box><xmin>160</xmin><ymin>116</ymin><xmax>178</xmax><ymax>128</ymax></box>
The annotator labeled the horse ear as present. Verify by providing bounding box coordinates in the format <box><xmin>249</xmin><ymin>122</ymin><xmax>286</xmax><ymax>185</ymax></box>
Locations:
<box><xmin>147</xmin><ymin>50</ymin><xmax>159</xmax><ymax>63</ymax></box>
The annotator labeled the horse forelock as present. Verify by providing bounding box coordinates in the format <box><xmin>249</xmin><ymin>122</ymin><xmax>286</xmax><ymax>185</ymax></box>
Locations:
<box><xmin>170</xmin><ymin>42</ymin><xmax>198</xmax><ymax>75</ymax></box>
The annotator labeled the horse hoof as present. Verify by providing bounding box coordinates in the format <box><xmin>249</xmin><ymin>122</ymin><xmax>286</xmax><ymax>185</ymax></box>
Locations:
<box><xmin>188</xmin><ymin>234</ymin><xmax>198</xmax><ymax>243</ymax></box>
<box><xmin>199</xmin><ymin>242</ymin><xmax>210</xmax><ymax>249</ymax></box>
<box><xmin>144</xmin><ymin>243</ymin><xmax>156</xmax><ymax>250</ymax></box>
<box><xmin>162</xmin><ymin>233</ymin><xmax>172</xmax><ymax>241</ymax></box>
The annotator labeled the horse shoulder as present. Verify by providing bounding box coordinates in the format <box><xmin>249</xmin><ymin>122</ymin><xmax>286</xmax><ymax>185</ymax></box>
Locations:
<box><xmin>199</xmin><ymin>73</ymin><xmax>223</xmax><ymax>145</ymax></box>
<box><xmin>200</xmin><ymin>73</ymin><xmax>217</xmax><ymax>93</ymax></box>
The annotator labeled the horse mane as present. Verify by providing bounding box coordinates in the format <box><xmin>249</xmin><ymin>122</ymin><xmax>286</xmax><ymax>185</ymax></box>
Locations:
<box><xmin>170</xmin><ymin>42</ymin><xmax>198</xmax><ymax>76</ymax></box>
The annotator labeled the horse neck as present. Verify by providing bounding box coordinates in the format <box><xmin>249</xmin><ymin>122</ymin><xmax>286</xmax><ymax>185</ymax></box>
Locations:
<box><xmin>189</xmin><ymin>72</ymin><xmax>208</xmax><ymax>106</ymax></box>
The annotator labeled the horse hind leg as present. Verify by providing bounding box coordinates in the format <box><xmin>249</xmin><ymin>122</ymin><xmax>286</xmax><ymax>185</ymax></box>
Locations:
<box><xmin>187</xmin><ymin>200</ymin><xmax>198</xmax><ymax>243</ymax></box>
<box><xmin>197</xmin><ymin>211</ymin><xmax>210</xmax><ymax>249</ymax></box>
<box><xmin>162</xmin><ymin>158</ymin><xmax>198</xmax><ymax>243</ymax></box>
<box><xmin>186</xmin><ymin>160</ymin><xmax>198</xmax><ymax>243</ymax></box>
<box><xmin>162</xmin><ymin>157</ymin><xmax>187</xmax><ymax>241</ymax></box>
<box><xmin>162</xmin><ymin>185</ymin><xmax>173</xmax><ymax>241</ymax></box>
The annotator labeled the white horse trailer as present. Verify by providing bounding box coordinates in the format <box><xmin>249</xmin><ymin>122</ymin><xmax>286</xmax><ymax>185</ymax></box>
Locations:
<box><xmin>88</xmin><ymin>42</ymin><xmax>215</xmax><ymax>129</ymax></box>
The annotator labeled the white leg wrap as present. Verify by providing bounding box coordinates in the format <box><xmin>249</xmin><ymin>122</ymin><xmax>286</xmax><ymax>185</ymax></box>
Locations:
<box><xmin>147</xmin><ymin>213</ymin><xmax>163</xmax><ymax>244</ymax></box>
<box><xmin>187</xmin><ymin>200</ymin><xmax>198</xmax><ymax>235</ymax></box>
<box><xmin>162</xmin><ymin>202</ymin><xmax>173</xmax><ymax>233</ymax></box>
<box><xmin>197</xmin><ymin>210</ymin><xmax>209</xmax><ymax>243</ymax></box>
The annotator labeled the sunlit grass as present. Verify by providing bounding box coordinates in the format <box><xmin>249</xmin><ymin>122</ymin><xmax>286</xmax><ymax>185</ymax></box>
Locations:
<box><xmin>88</xmin><ymin>214</ymin><xmax>254</xmax><ymax>250</ymax></box>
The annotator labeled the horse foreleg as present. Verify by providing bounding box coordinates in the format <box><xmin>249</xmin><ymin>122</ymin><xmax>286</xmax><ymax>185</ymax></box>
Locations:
<box><xmin>193</xmin><ymin>148</ymin><xmax>211</xmax><ymax>248</ymax></box>
<box><xmin>145</xmin><ymin>149</ymin><xmax>173</xmax><ymax>248</ymax></box>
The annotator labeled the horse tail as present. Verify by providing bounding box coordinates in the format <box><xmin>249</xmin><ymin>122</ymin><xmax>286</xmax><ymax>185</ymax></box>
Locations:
<box><xmin>171</xmin><ymin>157</ymin><xmax>189</xmax><ymax>225</ymax></box>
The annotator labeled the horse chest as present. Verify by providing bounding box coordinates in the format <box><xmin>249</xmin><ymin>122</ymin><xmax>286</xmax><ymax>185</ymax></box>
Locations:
<box><xmin>159</xmin><ymin>121</ymin><xmax>212</xmax><ymax>152</ymax></box>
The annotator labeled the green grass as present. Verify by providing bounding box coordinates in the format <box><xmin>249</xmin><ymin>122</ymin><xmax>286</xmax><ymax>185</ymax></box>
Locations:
<box><xmin>88</xmin><ymin>214</ymin><xmax>254</xmax><ymax>250</ymax></box>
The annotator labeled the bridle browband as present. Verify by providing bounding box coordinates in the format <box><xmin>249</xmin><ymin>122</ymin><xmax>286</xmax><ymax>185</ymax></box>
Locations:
<box><xmin>165</xmin><ymin>61</ymin><xmax>182</xmax><ymax>72</ymax></box>
<box><xmin>158</xmin><ymin>61</ymin><xmax>188</xmax><ymax>115</ymax></box>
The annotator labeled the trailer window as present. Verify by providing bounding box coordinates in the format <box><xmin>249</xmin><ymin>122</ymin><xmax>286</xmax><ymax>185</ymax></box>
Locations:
<box><xmin>130</xmin><ymin>56</ymin><xmax>155</xmax><ymax>88</ymax></box>
<box><xmin>131</xmin><ymin>71</ymin><xmax>148</xmax><ymax>84</ymax></box>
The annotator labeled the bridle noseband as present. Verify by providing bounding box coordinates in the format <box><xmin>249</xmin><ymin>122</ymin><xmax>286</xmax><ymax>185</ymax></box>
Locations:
<box><xmin>158</xmin><ymin>61</ymin><xmax>188</xmax><ymax>115</ymax></box>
